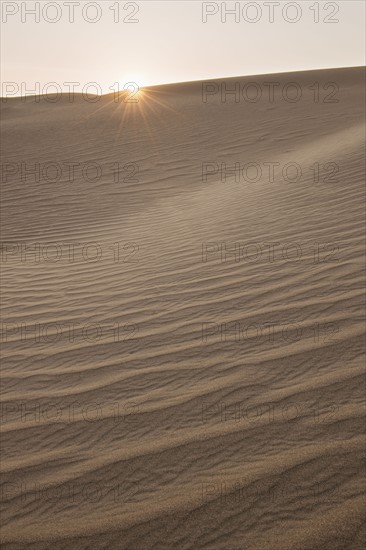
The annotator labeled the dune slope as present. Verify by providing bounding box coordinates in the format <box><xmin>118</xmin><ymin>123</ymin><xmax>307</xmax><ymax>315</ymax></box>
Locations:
<box><xmin>1</xmin><ymin>67</ymin><xmax>365</xmax><ymax>549</ymax></box>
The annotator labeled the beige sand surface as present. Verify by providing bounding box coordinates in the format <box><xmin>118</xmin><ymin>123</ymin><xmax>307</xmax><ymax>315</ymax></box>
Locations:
<box><xmin>1</xmin><ymin>67</ymin><xmax>365</xmax><ymax>549</ymax></box>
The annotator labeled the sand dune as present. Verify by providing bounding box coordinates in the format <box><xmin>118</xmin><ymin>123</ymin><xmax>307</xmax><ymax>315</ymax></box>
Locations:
<box><xmin>1</xmin><ymin>67</ymin><xmax>365</xmax><ymax>549</ymax></box>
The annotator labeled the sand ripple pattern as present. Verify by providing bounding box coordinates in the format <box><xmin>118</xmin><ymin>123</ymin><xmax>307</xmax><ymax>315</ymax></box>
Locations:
<box><xmin>1</xmin><ymin>68</ymin><xmax>365</xmax><ymax>549</ymax></box>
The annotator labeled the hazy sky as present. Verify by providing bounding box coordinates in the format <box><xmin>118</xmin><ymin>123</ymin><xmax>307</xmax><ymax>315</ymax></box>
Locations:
<box><xmin>1</xmin><ymin>0</ymin><xmax>365</xmax><ymax>96</ymax></box>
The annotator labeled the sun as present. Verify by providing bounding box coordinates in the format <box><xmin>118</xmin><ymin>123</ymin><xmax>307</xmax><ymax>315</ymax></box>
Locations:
<box><xmin>106</xmin><ymin>76</ymin><xmax>145</xmax><ymax>100</ymax></box>
<box><xmin>122</xmin><ymin>81</ymin><xmax>142</xmax><ymax>103</ymax></box>
<box><xmin>113</xmin><ymin>75</ymin><xmax>146</xmax><ymax>103</ymax></box>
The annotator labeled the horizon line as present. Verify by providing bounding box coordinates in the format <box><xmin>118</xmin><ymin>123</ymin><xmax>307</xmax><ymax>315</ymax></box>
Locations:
<box><xmin>1</xmin><ymin>65</ymin><xmax>364</xmax><ymax>100</ymax></box>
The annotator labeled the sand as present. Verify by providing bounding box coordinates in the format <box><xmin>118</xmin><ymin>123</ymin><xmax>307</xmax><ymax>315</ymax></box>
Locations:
<box><xmin>0</xmin><ymin>67</ymin><xmax>365</xmax><ymax>549</ymax></box>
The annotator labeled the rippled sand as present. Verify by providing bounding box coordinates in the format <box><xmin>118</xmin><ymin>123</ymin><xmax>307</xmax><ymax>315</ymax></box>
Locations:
<box><xmin>1</xmin><ymin>67</ymin><xmax>365</xmax><ymax>549</ymax></box>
